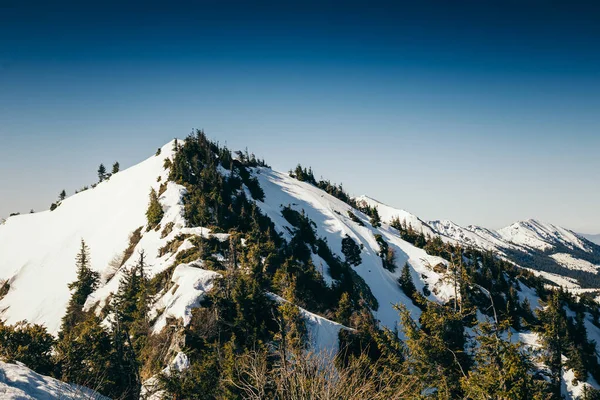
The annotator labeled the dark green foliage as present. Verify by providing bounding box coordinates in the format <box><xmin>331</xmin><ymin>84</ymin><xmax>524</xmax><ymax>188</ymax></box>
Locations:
<box><xmin>50</xmin><ymin>202</ymin><xmax>57</xmax><ymax>211</ymax></box>
<box><xmin>0</xmin><ymin>321</ymin><xmax>54</xmax><ymax>375</ymax></box>
<box><xmin>537</xmin><ymin>292</ymin><xmax>568</xmax><ymax>398</ymax></box>
<box><xmin>398</xmin><ymin>302</ymin><xmax>469</xmax><ymax>398</ymax></box>
<box><xmin>146</xmin><ymin>188</ymin><xmax>164</xmax><ymax>230</ymax></box>
<box><xmin>341</xmin><ymin>235</ymin><xmax>362</xmax><ymax>267</ymax></box>
<box><xmin>289</xmin><ymin>164</ymin><xmax>357</xmax><ymax>206</ymax></box>
<box><xmin>98</xmin><ymin>163</ymin><xmax>107</xmax><ymax>182</ymax></box>
<box><xmin>54</xmin><ymin>315</ymin><xmax>113</xmax><ymax>394</ymax></box>
<box><xmin>370</xmin><ymin>207</ymin><xmax>381</xmax><ymax>228</ymax></box>
<box><xmin>398</xmin><ymin>263</ymin><xmax>417</xmax><ymax>301</ymax></box>
<box><xmin>157</xmin><ymin>353</ymin><xmax>221</xmax><ymax>400</ymax></box>
<box><xmin>461</xmin><ymin>321</ymin><xmax>545</xmax><ymax>399</ymax></box>
<box><xmin>62</xmin><ymin>239</ymin><xmax>100</xmax><ymax>330</ymax></box>
<box><xmin>374</xmin><ymin>234</ymin><xmax>396</xmax><ymax>272</ymax></box>
<box><xmin>59</xmin><ymin>189</ymin><xmax>66</xmax><ymax>201</ymax></box>
<box><xmin>169</xmin><ymin>130</ymin><xmax>271</xmax><ymax>230</ymax></box>
<box><xmin>112</xmin><ymin>161</ymin><xmax>120</xmax><ymax>174</ymax></box>
<box><xmin>347</xmin><ymin>210</ymin><xmax>365</xmax><ymax>226</ymax></box>
<box><xmin>289</xmin><ymin>164</ymin><xmax>316</xmax><ymax>184</ymax></box>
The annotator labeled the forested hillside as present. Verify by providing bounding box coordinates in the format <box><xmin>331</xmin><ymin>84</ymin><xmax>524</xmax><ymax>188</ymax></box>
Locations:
<box><xmin>1</xmin><ymin>131</ymin><xmax>600</xmax><ymax>399</ymax></box>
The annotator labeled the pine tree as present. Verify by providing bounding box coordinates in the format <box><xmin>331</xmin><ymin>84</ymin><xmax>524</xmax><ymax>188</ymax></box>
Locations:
<box><xmin>0</xmin><ymin>321</ymin><xmax>54</xmax><ymax>375</ymax></box>
<box><xmin>537</xmin><ymin>292</ymin><xmax>568</xmax><ymax>399</ymax></box>
<box><xmin>341</xmin><ymin>235</ymin><xmax>362</xmax><ymax>267</ymax></box>
<box><xmin>59</xmin><ymin>189</ymin><xmax>66</xmax><ymax>201</ymax></box>
<box><xmin>335</xmin><ymin>292</ymin><xmax>353</xmax><ymax>326</ymax></box>
<box><xmin>55</xmin><ymin>314</ymin><xmax>113</xmax><ymax>394</ymax></box>
<box><xmin>62</xmin><ymin>239</ymin><xmax>100</xmax><ymax>330</ymax></box>
<box><xmin>98</xmin><ymin>163</ymin><xmax>106</xmax><ymax>182</ymax></box>
<box><xmin>145</xmin><ymin>188</ymin><xmax>164</xmax><ymax>230</ymax></box>
<box><xmin>461</xmin><ymin>321</ymin><xmax>543</xmax><ymax>399</ymax></box>
<box><xmin>112</xmin><ymin>161</ymin><xmax>120</xmax><ymax>174</ymax></box>
<box><xmin>399</xmin><ymin>263</ymin><xmax>417</xmax><ymax>300</ymax></box>
<box><xmin>370</xmin><ymin>207</ymin><xmax>381</xmax><ymax>228</ymax></box>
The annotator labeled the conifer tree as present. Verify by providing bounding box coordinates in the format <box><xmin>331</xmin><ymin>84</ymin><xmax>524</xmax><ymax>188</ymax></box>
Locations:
<box><xmin>59</xmin><ymin>189</ymin><xmax>66</xmax><ymax>201</ymax></box>
<box><xmin>335</xmin><ymin>292</ymin><xmax>353</xmax><ymax>326</ymax></box>
<box><xmin>145</xmin><ymin>188</ymin><xmax>164</xmax><ymax>230</ymax></box>
<box><xmin>537</xmin><ymin>291</ymin><xmax>568</xmax><ymax>399</ymax></box>
<box><xmin>112</xmin><ymin>161</ymin><xmax>120</xmax><ymax>174</ymax></box>
<box><xmin>98</xmin><ymin>163</ymin><xmax>106</xmax><ymax>182</ymax></box>
<box><xmin>341</xmin><ymin>235</ymin><xmax>362</xmax><ymax>267</ymax></box>
<box><xmin>55</xmin><ymin>314</ymin><xmax>113</xmax><ymax>394</ymax></box>
<box><xmin>0</xmin><ymin>321</ymin><xmax>54</xmax><ymax>375</ymax></box>
<box><xmin>461</xmin><ymin>321</ymin><xmax>543</xmax><ymax>399</ymax></box>
<box><xmin>370</xmin><ymin>207</ymin><xmax>381</xmax><ymax>228</ymax></box>
<box><xmin>62</xmin><ymin>239</ymin><xmax>99</xmax><ymax>330</ymax></box>
<box><xmin>399</xmin><ymin>263</ymin><xmax>417</xmax><ymax>300</ymax></box>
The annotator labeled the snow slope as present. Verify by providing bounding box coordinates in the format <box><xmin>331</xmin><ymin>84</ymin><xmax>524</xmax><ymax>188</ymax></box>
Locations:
<box><xmin>428</xmin><ymin>219</ymin><xmax>515</xmax><ymax>253</ymax></box>
<box><xmin>150</xmin><ymin>262</ymin><xmax>220</xmax><ymax>334</ymax></box>
<box><xmin>0</xmin><ymin>361</ymin><xmax>108</xmax><ymax>400</ymax></box>
<box><xmin>551</xmin><ymin>253</ymin><xmax>599</xmax><ymax>274</ymax></box>
<box><xmin>0</xmin><ymin>141</ymin><xmax>176</xmax><ymax>334</ymax></box>
<box><xmin>253</xmin><ymin>168</ymin><xmax>455</xmax><ymax>334</ymax></box>
<box><xmin>354</xmin><ymin>195</ymin><xmax>438</xmax><ymax>237</ymax></box>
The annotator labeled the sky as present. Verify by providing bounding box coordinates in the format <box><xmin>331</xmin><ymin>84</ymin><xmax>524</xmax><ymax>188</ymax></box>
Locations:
<box><xmin>1</xmin><ymin>1</ymin><xmax>599</xmax><ymax>233</ymax></box>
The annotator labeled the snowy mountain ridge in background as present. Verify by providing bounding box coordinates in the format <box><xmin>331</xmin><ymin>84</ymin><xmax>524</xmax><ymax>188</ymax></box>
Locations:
<box><xmin>360</xmin><ymin>196</ymin><xmax>600</xmax><ymax>289</ymax></box>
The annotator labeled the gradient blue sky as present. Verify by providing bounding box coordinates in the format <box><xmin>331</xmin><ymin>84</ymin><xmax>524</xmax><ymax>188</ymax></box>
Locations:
<box><xmin>1</xmin><ymin>1</ymin><xmax>599</xmax><ymax>232</ymax></box>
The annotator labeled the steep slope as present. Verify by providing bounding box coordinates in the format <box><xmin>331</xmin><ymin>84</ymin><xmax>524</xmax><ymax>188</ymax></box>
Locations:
<box><xmin>0</xmin><ymin>141</ymin><xmax>176</xmax><ymax>334</ymax></box>
<box><xmin>253</xmin><ymin>169</ymin><xmax>454</xmax><ymax>333</ymax></box>
<box><xmin>428</xmin><ymin>219</ymin><xmax>516</xmax><ymax>253</ymax></box>
<box><xmin>354</xmin><ymin>195</ymin><xmax>438</xmax><ymax>238</ymax></box>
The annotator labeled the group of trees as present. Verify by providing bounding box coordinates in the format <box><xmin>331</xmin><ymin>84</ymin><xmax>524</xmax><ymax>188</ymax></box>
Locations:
<box><xmin>0</xmin><ymin>239</ymin><xmax>154</xmax><ymax>399</ymax></box>
<box><xmin>48</xmin><ymin>161</ymin><xmax>121</xmax><ymax>212</ymax></box>
<box><xmin>3</xmin><ymin>131</ymin><xmax>600</xmax><ymax>399</ymax></box>
<box><xmin>98</xmin><ymin>162</ymin><xmax>120</xmax><ymax>182</ymax></box>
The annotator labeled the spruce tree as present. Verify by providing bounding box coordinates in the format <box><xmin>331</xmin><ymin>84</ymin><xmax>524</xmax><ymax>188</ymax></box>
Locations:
<box><xmin>112</xmin><ymin>161</ymin><xmax>120</xmax><ymax>174</ymax></box>
<box><xmin>370</xmin><ymin>207</ymin><xmax>381</xmax><ymax>228</ymax></box>
<box><xmin>537</xmin><ymin>292</ymin><xmax>568</xmax><ymax>399</ymax></box>
<box><xmin>341</xmin><ymin>235</ymin><xmax>362</xmax><ymax>267</ymax></box>
<box><xmin>145</xmin><ymin>188</ymin><xmax>164</xmax><ymax>230</ymax></box>
<box><xmin>62</xmin><ymin>239</ymin><xmax>100</xmax><ymax>330</ymax></box>
<box><xmin>98</xmin><ymin>163</ymin><xmax>106</xmax><ymax>182</ymax></box>
<box><xmin>59</xmin><ymin>189</ymin><xmax>66</xmax><ymax>201</ymax></box>
<box><xmin>461</xmin><ymin>321</ymin><xmax>543</xmax><ymax>399</ymax></box>
<box><xmin>399</xmin><ymin>263</ymin><xmax>417</xmax><ymax>300</ymax></box>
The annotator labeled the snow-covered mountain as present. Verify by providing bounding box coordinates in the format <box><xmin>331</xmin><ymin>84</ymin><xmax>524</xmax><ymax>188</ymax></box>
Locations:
<box><xmin>0</xmin><ymin>143</ymin><xmax>453</xmax><ymax>339</ymax></box>
<box><xmin>1</xmin><ymin>137</ymin><xmax>599</xmax><ymax>399</ymax></box>
<box><xmin>498</xmin><ymin>219</ymin><xmax>593</xmax><ymax>253</ymax></box>
<box><xmin>358</xmin><ymin>197</ymin><xmax>600</xmax><ymax>289</ymax></box>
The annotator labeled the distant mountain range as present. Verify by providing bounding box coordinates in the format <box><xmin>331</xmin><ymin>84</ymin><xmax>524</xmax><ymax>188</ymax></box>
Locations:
<box><xmin>356</xmin><ymin>196</ymin><xmax>600</xmax><ymax>289</ymax></box>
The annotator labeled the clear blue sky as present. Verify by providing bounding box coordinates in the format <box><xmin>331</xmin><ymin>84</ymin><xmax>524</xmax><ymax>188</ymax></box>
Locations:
<box><xmin>1</xmin><ymin>1</ymin><xmax>599</xmax><ymax>233</ymax></box>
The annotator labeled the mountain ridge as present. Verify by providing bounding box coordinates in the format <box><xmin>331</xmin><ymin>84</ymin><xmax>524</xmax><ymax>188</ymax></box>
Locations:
<box><xmin>1</xmin><ymin>135</ymin><xmax>599</xmax><ymax>399</ymax></box>
<box><xmin>360</xmin><ymin>195</ymin><xmax>600</xmax><ymax>288</ymax></box>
